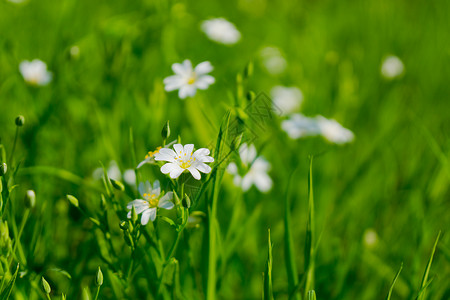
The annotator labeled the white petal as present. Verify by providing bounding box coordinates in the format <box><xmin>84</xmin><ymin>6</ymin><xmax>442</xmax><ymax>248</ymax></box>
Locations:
<box><xmin>254</xmin><ymin>173</ymin><xmax>273</xmax><ymax>193</ymax></box>
<box><xmin>198</xmin><ymin>155</ymin><xmax>214</xmax><ymax>163</ymax></box>
<box><xmin>138</xmin><ymin>182</ymin><xmax>145</xmax><ymax>196</ymax></box>
<box><xmin>241</xmin><ymin>174</ymin><xmax>254</xmax><ymax>191</ymax></box>
<box><xmin>161</xmin><ymin>163</ymin><xmax>181</xmax><ymax>174</ymax></box>
<box><xmin>193</xmin><ymin>148</ymin><xmax>210</xmax><ymax>156</ymax></box>
<box><xmin>194</xmin><ymin>61</ymin><xmax>213</xmax><ymax>75</ymax></box>
<box><xmin>144</xmin><ymin>181</ymin><xmax>152</xmax><ymax>194</ymax></box>
<box><xmin>173</xmin><ymin>144</ymin><xmax>184</xmax><ymax>156</ymax></box>
<box><xmin>195</xmin><ymin>75</ymin><xmax>215</xmax><ymax>90</ymax></box>
<box><xmin>154</xmin><ymin>148</ymin><xmax>176</xmax><ymax>162</ymax></box>
<box><xmin>233</xmin><ymin>174</ymin><xmax>242</xmax><ymax>187</ymax></box>
<box><xmin>178</xmin><ymin>85</ymin><xmax>197</xmax><ymax>99</ymax></box>
<box><xmin>159</xmin><ymin>192</ymin><xmax>174</xmax><ymax>209</ymax></box>
<box><xmin>141</xmin><ymin>208</ymin><xmax>156</xmax><ymax>225</ymax></box>
<box><xmin>172</xmin><ymin>62</ymin><xmax>189</xmax><ymax>75</ymax></box>
<box><xmin>194</xmin><ymin>162</ymin><xmax>212</xmax><ymax>174</ymax></box>
<box><xmin>183</xmin><ymin>144</ymin><xmax>194</xmax><ymax>155</ymax></box>
<box><xmin>169</xmin><ymin>167</ymin><xmax>185</xmax><ymax>179</ymax></box>
<box><xmin>137</xmin><ymin>157</ymin><xmax>151</xmax><ymax>169</ymax></box>
<box><xmin>126</xmin><ymin>200</ymin><xmax>148</xmax><ymax>214</ymax></box>
<box><xmin>187</xmin><ymin>167</ymin><xmax>201</xmax><ymax>180</ymax></box>
<box><xmin>182</xmin><ymin>59</ymin><xmax>193</xmax><ymax>72</ymax></box>
<box><xmin>164</xmin><ymin>75</ymin><xmax>184</xmax><ymax>91</ymax></box>
<box><xmin>152</xmin><ymin>180</ymin><xmax>161</xmax><ymax>196</ymax></box>
<box><xmin>227</xmin><ymin>162</ymin><xmax>238</xmax><ymax>175</ymax></box>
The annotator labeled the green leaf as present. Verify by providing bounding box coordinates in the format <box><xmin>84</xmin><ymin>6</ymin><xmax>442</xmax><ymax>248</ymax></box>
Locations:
<box><xmin>385</xmin><ymin>262</ymin><xmax>403</xmax><ymax>300</ymax></box>
<box><xmin>307</xmin><ymin>290</ymin><xmax>316</xmax><ymax>300</ymax></box>
<box><xmin>264</xmin><ymin>229</ymin><xmax>273</xmax><ymax>300</ymax></box>
<box><xmin>304</xmin><ymin>156</ymin><xmax>315</xmax><ymax>298</ymax></box>
<box><xmin>416</xmin><ymin>231</ymin><xmax>441</xmax><ymax>300</ymax></box>
<box><xmin>0</xmin><ymin>264</ymin><xmax>19</xmax><ymax>300</ymax></box>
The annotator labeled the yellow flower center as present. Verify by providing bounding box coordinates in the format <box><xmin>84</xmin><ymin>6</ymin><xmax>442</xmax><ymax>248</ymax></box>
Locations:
<box><xmin>143</xmin><ymin>193</ymin><xmax>159</xmax><ymax>207</ymax></box>
<box><xmin>145</xmin><ymin>146</ymin><xmax>162</xmax><ymax>159</ymax></box>
<box><xmin>187</xmin><ymin>77</ymin><xmax>196</xmax><ymax>85</ymax></box>
<box><xmin>176</xmin><ymin>153</ymin><xmax>196</xmax><ymax>169</ymax></box>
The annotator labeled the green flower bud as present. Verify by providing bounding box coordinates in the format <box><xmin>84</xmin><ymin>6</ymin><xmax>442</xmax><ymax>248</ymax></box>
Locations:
<box><xmin>110</xmin><ymin>178</ymin><xmax>125</xmax><ymax>191</ymax></box>
<box><xmin>41</xmin><ymin>277</ymin><xmax>51</xmax><ymax>294</ymax></box>
<box><xmin>15</xmin><ymin>115</ymin><xmax>25</xmax><ymax>127</ymax></box>
<box><xmin>25</xmin><ymin>190</ymin><xmax>36</xmax><ymax>208</ymax></box>
<box><xmin>100</xmin><ymin>194</ymin><xmax>107</xmax><ymax>210</ymax></box>
<box><xmin>182</xmin><ymin>194</ymin><xmax>191</xmax><ymax>209</ymax></box>
<box><xmin>61</xmin><ymin>293</ymin><xmax>67</xmax><ymax>300</ymax></box>
<box><xmin>119</xmin><ymin>220</ymin><xmax>128</xmax><ymax>231</ymax></box>
<box><xmin>123</xmin><ymin>231</ymin><xmax>134</xmax><ymax>247</ymax></box>
<box><xmin>95</xmin><ymin>266</ymin><xmax>103</xmax><ymax>286</ymax></box>
<box><xmin>161</xmin><ymin>120</ymin><xmax>170</xmax><ymax>140</ymax></box>
<box><xmin>230</xmin><ymin>133</ymin><xmax>244</xmax><ymax>152</ymax></box>
<box><xmin>0</xmin><ymin>163</ymin><xmax>6</xmax><ymax>176</ymax></box>
<box><xmin>131</xmin><ymin>205</ymin><xmax>138</xmax><ymax>223</ymax></box>
<box><xmin>244</xmin><ymin>61</ymin><xmax>253</xmax><ymax>78</ymax></box>
<box><xmin>66</xmin><ymin>195</ymin><xmax>79</xmax><ymax>207</ymax></box>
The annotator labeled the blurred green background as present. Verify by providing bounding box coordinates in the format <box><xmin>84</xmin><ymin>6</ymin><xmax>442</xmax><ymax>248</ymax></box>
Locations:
<box><xmin>0</xmin><ymin>0</ymin><xmax>449</xmax><ymax>299</ymax></box>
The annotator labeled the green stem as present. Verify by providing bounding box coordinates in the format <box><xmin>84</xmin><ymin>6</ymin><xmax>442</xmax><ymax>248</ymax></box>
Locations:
<box><xmin>8</xmin><ymin>127</ymin><xmax>19</xmax><ymax>167</ymax></box>
<box><xmin>94</xmin><ymin>286</ymin><xmax>101</xmax><ymax>300</ymax></box>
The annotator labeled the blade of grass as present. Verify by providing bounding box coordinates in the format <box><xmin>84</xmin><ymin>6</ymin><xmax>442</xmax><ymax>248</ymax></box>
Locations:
<box><xmin>285</xmin><ymin>168</ymin><xmax>301</xmax><ymax>300</ymax></box>
<box><xmin>416</xmin><ymin>231</ymin><xmax>441</xmax><ymax>300</ymax></box>
<box><xmin>385</xmin><ymin>262</ymin><xmax>403</xmax><ymax>300</ymax></box>
<box><xmin>304</xmin><ymin>156</ymin><xmax>315</xmax><ymax>298</ymax></box>
<box><xmin>264</xmin><ymin>229</ymin><xmax>273</xmax><ymax>300</ymax></box>
<box><xmin>0</xmin><ymin>263</ymin><xmax>19</xmax><ymax>300</ymax></box>
<box><xmin>307</xmin><ymin>290</ymin><xmax>316</xmax><ymax>300</ymax></box>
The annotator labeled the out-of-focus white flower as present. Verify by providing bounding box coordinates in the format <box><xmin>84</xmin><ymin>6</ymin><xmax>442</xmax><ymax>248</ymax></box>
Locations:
<box><xmin>381</xmin><ymin>55</ymin><xmax>404</xmax><ymax>79</ymax></box>
<box><xmin>126</xmin><ymin>180</ymin><xmax>174</xmax><ymax>225</ymax></box>
<box><xmin>164</xmin><ymin>60</ymin><xmax>215</xmax><ymax>99</ymax></box>
<box><xmin>227</xmin><ymin>143</ymin><xmax>272</xmax><ymax>192</ymax></box>
<box><xmin>260</xmin><ymin>47</ymin><xmax>287</xmax><ymax>75</ymax></box>
<box><xmin>7</xmin><ymin>0</ymin><xmax>25</xmax><ymax>3</ymax></box>
<box><xmin>316</xmin><ymin>116</ymin><xmax>354</xmax><ymax>144</ymax></box>
<box><xmin>282</xmin><ymin>114</ymin><xmax>354</xmax><ymax>144</ymax></box>
<box><xmin>70</xmin><ymin>46</ymin><xmax>80</xmax><ymax>59</ymax></box>
<box><xmin>19</xmin><ymin>59</ymin><xmax>52</xmax><ymax>86</ymax></box>
<box><xmin>123</xmin><ymin>169</ymin><xmax>136</xmax><ymax>186</ymax></box>
<box><xmin>363</xmin><ymin>228</ymin><xmax>379</xmax><ymax>248</ymax></box>
<box><xmin>271</xmin><ymin>86</ymin><xmax>303</xmax><ymax>115</ymax></box>
<box><xmin>154</xmin><ymin>143</ymin><xmax>214</xmax><ymax>180</ymax></box>
<box><xmin>281</xmin><ymin>114</ymin><xmax>321</xmax><ymax>139</ymax></box>
<box><xmin>137</xmin><ymin>140</ymin><xmax>177</xmax><ymax>169</ymax></box>
<box><xmin>201</xmin><ymin>18</ymin><xmax>241</xmax><ymax>45</ymax></box>
<box><xmin>92</xmin><ymin>161</ymin><xmax>121</xmax><ymax>181</ymax></box>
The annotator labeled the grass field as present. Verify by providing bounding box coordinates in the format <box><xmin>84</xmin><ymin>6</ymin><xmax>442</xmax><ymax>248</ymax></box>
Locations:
<box><xmin>0</xmin><ymin>0</ymin><xmax>449</xmax><ymax>299</ymax></box>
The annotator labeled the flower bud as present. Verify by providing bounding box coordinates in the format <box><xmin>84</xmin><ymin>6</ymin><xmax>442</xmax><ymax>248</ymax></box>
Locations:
<box><xmin>41</xmin><ymin>277</ymin><xmax>51</xmax><ymax>294</ymax></box>
<box><xmin>67</xmin><ymin>195</ymin><xmax>79</xmax><ymax>207</ymax></box>
<box><xmin>15</xmin><ymin>115</ymin><xmax>25</xmax><ymax>127</ymax></box>
<box><xmin>100</xmin><ymin>194</ymin><xmax>107</xmax><ymax>210</ymax></box>
<box><xmin>0</xmin><ymin>163</ymin><xmax>6</xmax><ymax>176</ymax></box>
<box><xmin>123</xmin><ymin>231</ymin><xmax>133</xmax><ymax>247</ymax></box>
<box><xmin>95</xmin><ymin>266</ymin><xmax>103</xmax><ymax>286</ymax></box>
<box><xmin>25</xmin><ymin>190</ymin><xmax>36</xmax><ymax>208</ymax></box>
<box><xmin>161</xmin><ymin>120</ymin><xmax>171</xmax><ymax>140</ymax></box>
<box><xmin>182</xmin><ymin>194</ymin><xmax>191</xmax><ymax>209</ymax></box>
<box><xmin>119</xmin><ymin>220</ymin><xmax>128</xmax><ymax>231</ymax></box>
<box><xmin>244</xmin><ymin>61</ymin><xmax>253</xmax><ymax>78</ymax></box>
<box><xmin>110</xmin><ymin>178</ymin><xmax>125</xmax><ymax>191</ymax></box>
<box><xmin>131</xmin><ymin>205</ymin><xmax>138</xmax><ymax>223</ymax></box>
<box><xmin>230</xmin><ymin>133</ymin><xmax>244</xmax><ymax>152</ymax></box>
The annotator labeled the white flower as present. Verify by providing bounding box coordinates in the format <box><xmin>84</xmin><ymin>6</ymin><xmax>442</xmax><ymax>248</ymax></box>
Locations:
<box><xmin>271</xmin><ymin>86</ymin><xmax>303</xmax><ymax>115</ymax></box>
<box><xmin>123</xmin><ymin>169</ymin><xmax>136</xmax><ymax>186</ymax></box>
<box><xmin>164</xmin><ymin>60</ymin><xmax>215</xmax><ymax>99</ymax></box>
<box><xmin>19</xmin><ymin>59</ymin><xmax>52</xmax><ymax>86</ymax></box>
<box><xmin>154</xmin><ymin>143</ymin><xmax>214</xmax><ymax>180</ymax></box>
<box><xmin>381</xmin><ymin>55</ymin><xmax>404</xmax><ymax>79</ymax></box>
<box><xmin>316</xmin><ymin>116</ymin><xmax>354</xmax><ymax>144</ymax></box>
<box><xmin>281</xmin><ymin>114</ymin><xmax>321</xmax><ymax>139</ymax></box>
<box><xmin>227</xmin><ymin>143</ymin><xmax>272</xmax><ymax>192</ymax></box>
<box><xmin>282</xmin><ymin>114</ymin><xmax>354</xmax><ymax>144</ymax></box>
<box><xmin>92</xmin><ymin>161</ymin><xmax>121</xmax><ymax>181</ymax></box>
<box><xmin>127</xmin><ymin>180</ymin><xmax>174</xmax><ymax>225</ymax></box>
<box><xmin>201</xmin><ymin>18</ymin><xmax>241</xmax><ymax>45</ymax></box>
<box><xmin>363</xmin><ymin>228</ymin><xmax>379</xmax><ymax>248</ymax></box>
<box><xmin>260</xmin><ymin>47</ymin><xmax>287</xmax><ymax>75</ymax></box>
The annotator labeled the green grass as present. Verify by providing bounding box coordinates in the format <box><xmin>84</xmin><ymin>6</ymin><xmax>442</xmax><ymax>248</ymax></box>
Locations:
<box><xmin>0</xmin><ymin>0</ymin><xmax>449</xmax><ymax>299</ymax></box>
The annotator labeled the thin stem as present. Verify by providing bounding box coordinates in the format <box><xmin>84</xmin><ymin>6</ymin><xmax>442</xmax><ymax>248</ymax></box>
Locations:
<box><xmin>94</xmin><ymin>286</ymin><xmax>101</xmax><ymax>300</ymax></box>
<box><xmin>8</xmin><ymin>127</ymin><xmax>19</xmax><ymax>167</ymax></box>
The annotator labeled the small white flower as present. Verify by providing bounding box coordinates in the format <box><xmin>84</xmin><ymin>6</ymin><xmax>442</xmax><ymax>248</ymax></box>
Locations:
<box><xmin>381</xmin><ymin>55</ymin><xmax>404</xmax><ymax>79</ymax></box>
<box><xmin>227</xmin><ymin>143</ymin><xmax>272</xmax><ymax>192</ymax></box>
<box><xmin>281</xmin><ymin>114</ymin><xmax>321</xmax><ymax>139</ymax></box>
<box><xmin>19</xmin><ymin>59</ymin><xmax>52</xmax><ymax>86</ymax></box>
<box><xmin>92</xmin><ymin>161</ymin><xmax>121</xmax><ymax>181</ymax></box>
<box><xmin>271</xmin><ymin>86</ymin><xmax>303</xmax><ymax>115</ymax></box>
<box><xmin>201</xmin><ymin>18</ymin><xmax>241</xmax><ymax>45</ymax></box>
<box><xmin>260</xmin><ymin>47</ymin><xmax>287</xmax><ymax>75</ymax></box>
<box><xmin>164</xmin><ymin>60</ymin><xmax>215</xmax><ymax>99</ymax></box>
<box><xmin>123</xmin><ymin>169</ymin><xmax>136</xmax><ymax>186</ymax></box>
<box><xmin>127</xmin><ymin>180</ymin><xmax>174</xmax><ymax>225</ymax></box>
<box><xmin>363</xmin><ymin>228</ymin><xmax>379</xmax><ymax>248</ymax></box>
<box><xmin>282</xmin><ymin>114</ymin><xmax>354</xmax><ymax>144</ymax></box>
<box><xmin>154</xmin><ymin>143</ymin><xmax>214</xmax><ymax>180</ymax></box>
<box><xmin>316</xmin><ymin>116</ymin><xmax>354</xmax><ymax>144</ymax></box>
